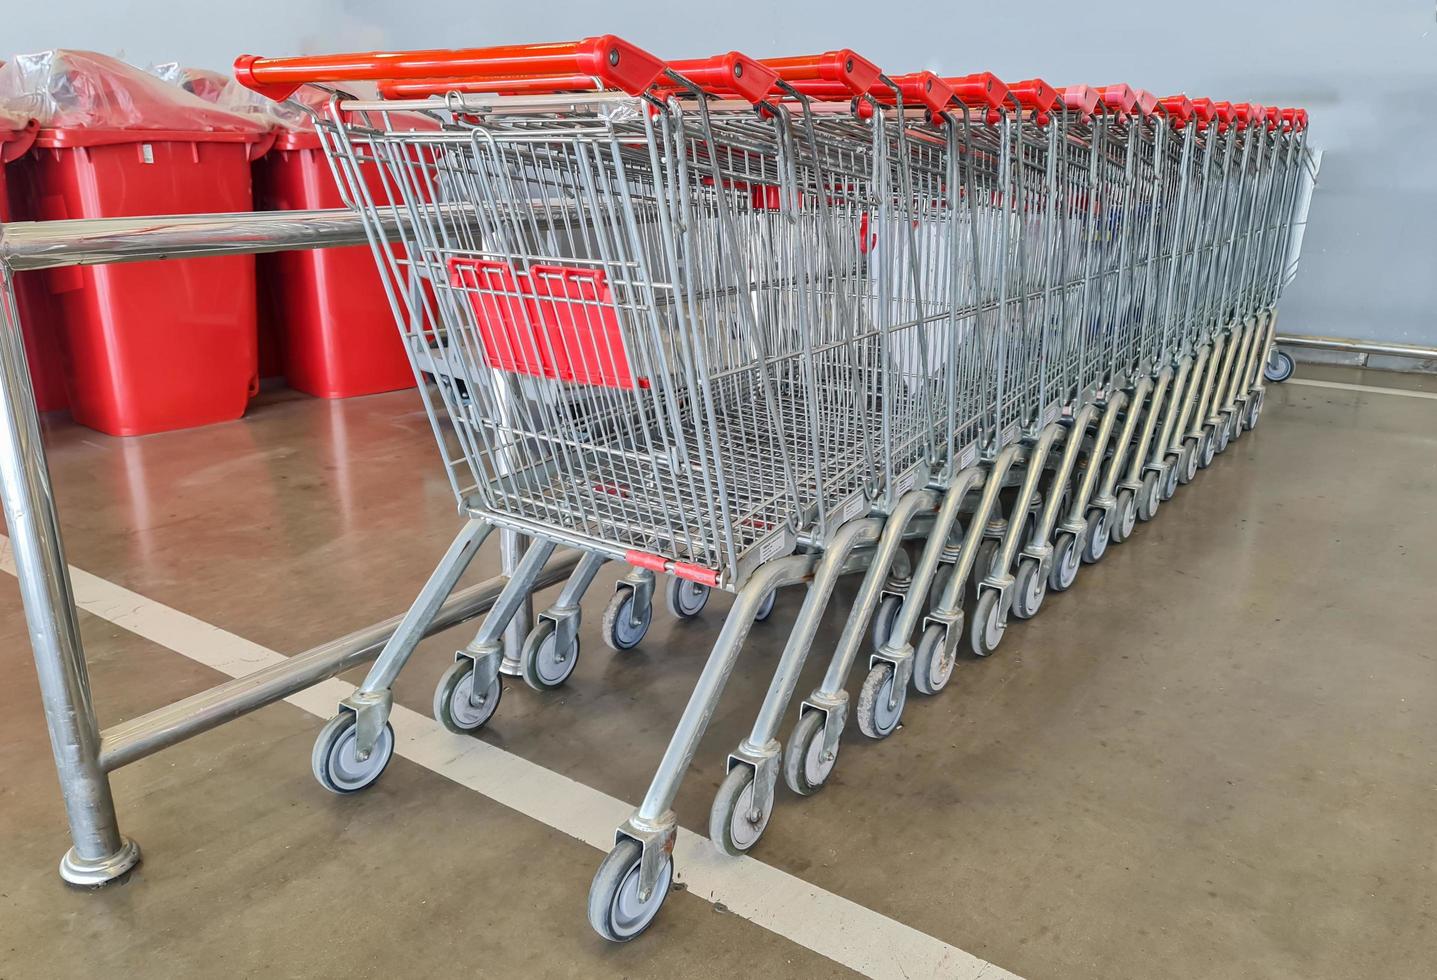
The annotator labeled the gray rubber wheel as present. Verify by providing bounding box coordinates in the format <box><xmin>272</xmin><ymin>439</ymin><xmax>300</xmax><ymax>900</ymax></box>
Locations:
<box><xmin>1159</xmin><ymin>459</ymin><xmax>1180</xmax><ymax>502</ymax></box>
<box><xmin>1216</xmin><ymin>416</ymin><xmax>1232</xmax><ymax>454</ymax></box>
<box><xmin>1263</xmin><ymin>348</ymin><xmax>1294</xmax><ymax>384</ymax></box>
<box><xmin>520</xmin><ymin>619</ymin><xmax>579</xmax><ymax>692</ymax></box>
<box><xmin>970</xmin><ymin>589</ymin><xmax>1005</xmax><ymax>657</ymax></box>
<box><xmin>1245</xmin><ymin>389</ymin><xmax>1266</xmax><ymax>430</ymax></box>
<box><xmin>1179</xmin><ymin>440</ymin><xmax>1199</xmax><ymax>485</ymax></box>
<box><xmin>1110</xmin><ymin>490</ymin><xmax>1137</xmax><ymax>544</ymax></box>
<box><xmin>665</xmin><ymin>577</ymin><xmax>710</xmax><ymax>619</ymax></box>
<box><xmin>856</xmin><ymin>662</ymin><xmax>904</xmax><ymax>739</ymax></box>
<box><xmin>312</xmin><ymin>712</ymin><xmax>394</xmax><ymax>795</ymax></box>
<box><xmin>601</xmin><ymin>588</ymin><xmax>651</xmax><ymax>652</ymax></box>
<box><xmin>1198</xmin><ymin>427</ymin><xmax>1217</xmax><ymax>469</ymax></box>
<box><xmin>912</xmin><ymin>623</ymin><xmax>955</xmax><ymax>696</ymax></box>
<box><xmin>753</xmin><ymin>589</ymin><xmax>777</xmax><ymax>622</ymax></box>
<box><xmin>433</xmin><ymin>659</ymin><xmax>501</xmax><ymax>733</ymax></box>
<box><xmin>1082</xmin><ymin>507</ymin><xmax>1110</xmax><ymax>563</ymax></box>
<box><xmin>1137</xmin><ymin>471</ymin><xmax>1161</xmax><ymax>522</ymax></box>
<box><xmin>1011</xmin><ymin>556</ymin><xmax>1046</xmax><ymax>620</ymax></box>
<box><xmin>870</xmin><ymin>593</ymin><xmax>903</xmax><ymax>652</ymax></box>
<box><xmin>710</xmin><ymin>764</ymin><xmax>774</xmax><ymax>856</ymax></box>
<box><xmin>1049</xmin><ymin>532</ymin><xmax>1080</xmax><ymax>592</ymax></box>
<box><xmin>587</xmin><ymin>839</ymin><xmax>672</xmax><ymax>943</ymax></box>
<box><xmin>783</xmin><ymin>709</ymin><xmax>837</xmax><ymax>797</ymax></box>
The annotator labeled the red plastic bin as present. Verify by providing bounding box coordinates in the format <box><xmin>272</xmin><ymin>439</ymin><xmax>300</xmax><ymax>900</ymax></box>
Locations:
<box><xmin>252</xmin><ymin>128</ymin><xmax>415</xmax><ymax>399</ymax></box>
<box><xmin>0</xmin><ymin>112</ymin><xmax>70</xmax><ymax>413</ymax></box>
<box><xmin>24</xmin><ymin>128</ymin><xmax>264</xmax><ymax>435</ymax></box>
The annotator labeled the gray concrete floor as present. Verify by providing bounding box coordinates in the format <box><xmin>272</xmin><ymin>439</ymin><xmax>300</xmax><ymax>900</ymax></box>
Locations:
<box><xmin>2</xmin><ymin>365</ymin><xmax>1434</xmax><ymax>978</ymax></box>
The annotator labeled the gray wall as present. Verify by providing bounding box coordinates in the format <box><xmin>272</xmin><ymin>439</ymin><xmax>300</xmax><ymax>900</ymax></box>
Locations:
<box><xmin>9</xmin><ymin>2</ymin><xmax>1435</xmax><ymax>344</ymax></box>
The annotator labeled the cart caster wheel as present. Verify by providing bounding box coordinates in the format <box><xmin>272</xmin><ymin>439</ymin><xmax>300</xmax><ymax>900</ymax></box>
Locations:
<box><xmin>520</xmin><ymin>619</ymin><xmax>580</xmax><ymax>692</ymax></box>
<box><xmin>1227</xmin><ymin>410</ymin><xmax>1244</xmax><ymax>444</ymax></box>
<box><xmin>870</xmin><ymin>593</ymin><xmax>902</xmax><ymax>651</ymax></box>
<box><xmin>1263</xmin><ymin>348</ymin><xmax>1294</xmax><ymax>384</ymax></box>
<box><xmin>1137</xmin><ymin>472</ymin><xmax>1161</xmax><ymax>522</ymax></box>
<box><xmin>1159</xmin><ymin>460</ymin><xmax>1179</xmax><ymax>502</ymax></box>
<box><xmin>434</xmin><ymin>659</ymin><xmax>502</xmax><ymax>733</ymax></box>
<box><xmin>1178</xmin><ymin>441</ymin><xmax>1199</xmax><ymax>485</ymax></box>
<box><xmin>753</xmin><ymin>590</ymin><xmax>776</xmax><ymax>622</ymax></box>
<box><xmin>1110</xmin><ymin>490</ymin><xmax>1137</xmax><ymax>544</ymax></box>
<box><xmin>665</xmin><ymin>577</ymin><xmax>710</xmax><ymax>619</ymax></box>
<box><xmin>1198</xmin><ymin>427</ymin><xmax>1217</xmax><ymax>469</ymax></box>
<box><xmin>1081</xmin><ymin>508</ymin><xmax>1110</xmax><ymax>563</ymax></box>
<box><xmin>602</xmin><ymin>589</ymin><xmax>652</xmax><ymax>652</ymax></box>
<box><xmin>710</xmin><ymin>764</ymin><xmax>774</xmax><ymax>856</ymax></box>
<box><xmin>1215</xmin><ymin>417</ymin><xmax>1232</xmax><ymax>454</ymax></box>
<box><xmin>784</xmin><ymin>710</ymin><xmax>837</xmax><ymax>796</ymax></box>
<box><xmin>971</xmin><ymin>539</ymin><xmax>999</xmax><ymax>600</ymax></box>
<box><xmin>856</xmin><ymin>662</ymin><xmax>905</xmax><ymax>739</ymax></box>
<box><xmin>1049</xmin><ymin>532</ymin><xmax>1080</xmax><ymax>592</ymax></box>
<box><xmin>970</xmin><ymin>589</ymin><xmax>1005</xmax><ymax>657</ymax></box>
<box><xmin>312</xmin><ymin>712</ymin><xmax>394</xmax><ymax>794</ymax></box>
<box><xmin>1011</xmin><ymin>556</ymin><xmax>1046</xmax><ymax>620</ymax></box>
<box><xmin>912</xmin><ymin>623</ymin><xmax>955</xmax><ymax>695</ymax></box>
<box><xmin>1244</xmin><ymin>390</ymin><xmax>1265</xmax><ymax>430</ymax></box>
<box><xmin>587</xmin><ymin>839</ymin><xmax>672</xmax><ymax>943</ymax></box>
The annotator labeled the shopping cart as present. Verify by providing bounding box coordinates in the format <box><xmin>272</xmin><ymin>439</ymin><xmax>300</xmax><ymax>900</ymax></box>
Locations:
<box><xmin>235</xmin><ymin>36</ymin><xmax>1313</xmax><ymax>942</ymax></box>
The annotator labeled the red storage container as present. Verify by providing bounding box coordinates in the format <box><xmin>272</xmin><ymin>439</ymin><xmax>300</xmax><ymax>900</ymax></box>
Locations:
<box><xmin>252</xmin><ymin>128</ymin><xmax>414</xmax><ymax>399</ymax></box>
<box><xmin>0</xmin><ymin>110</ymin><xmax>70</xmax><ymax>413</ymax></box>
<box><xmin>0</xmin><ymin>51</ymin><xmax>271</xmax><ymax>435</ymax></box>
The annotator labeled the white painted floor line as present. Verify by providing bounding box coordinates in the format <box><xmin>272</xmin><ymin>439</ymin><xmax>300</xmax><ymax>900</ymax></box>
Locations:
<box><xmin>0</xmin><ymin>536</ymin><xmax>1019</xmax><ymax>980</ymax></box>
<box><xmin>1288</xmin><ymin>378</ymin><xmax>1437</xmax><ymax>401</ymax></box>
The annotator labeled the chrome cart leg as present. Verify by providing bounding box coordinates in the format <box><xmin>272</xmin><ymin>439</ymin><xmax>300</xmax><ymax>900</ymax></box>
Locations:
<box><xmin>1055</xmin><ymin>392</ymin><xmax>1124</xmax><ymax>576</ymax></box>
<box><xmin>1166</xmin><ymin>345</ymin><xmax>1212</xmax><ymax>488</ymax></box>
<box><xmin>1015</xmin><ymin>404</ymin><xmax>1097</xmax><ymax>613</ymax></box>
<box><xmin>873</xmin><ymin>466</ymin><xmax>983</xmax><ymax>699</ymax></box>
<box><xmin>973</xmin><ymin>422</ymin><xmax>1062</xmax><ymax>654</ymax></box>
<box><xmin>311</xmin><ymin>518</ymin><xmax>493</xmax><ymax>793</ymax></box>
<box><xmin>716</xmin><ymin>517</ymin><xmax>884</xmax><ymax>854</ymax></box>
<box><xmin>591</xmin><ymin>555</ymin><xmax>813</xmax><ymax>942</ymax></box>
<box><xmin>1147</xmin><ymin>356</ymin><xmax>1194</xmax><ymax>505</ymax></box>
<box><xmin>1089</xmin><ymin>378</ymin><xmax>1150</xmax><ymax>552</ymax></box>
<box><xmin>1113</xmin><ymin>367</ymin><xmax>1173</xmax><ymax>534</ymax></box>
<box><xmin>498</xmin><ymin>530</ymin><xmax>533</xmax><ymax>676</ymax></box>
<box><xmin>432</xmin><ymin>536</ymin><xmax>556</xmax><ymax>735</ymax></box>
<box><xmin>0</xmin><ymin>269</ymin><xmax>141</xmax><ymax>885</ymax></box>
<box><xmin>520</xmin><ymin>550</ymin><xmax>607</xmax><ymax>691</ymax></box>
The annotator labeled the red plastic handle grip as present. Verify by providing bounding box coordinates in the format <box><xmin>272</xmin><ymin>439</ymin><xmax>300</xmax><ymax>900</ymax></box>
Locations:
<box><xmin>782</xmin><ymin>79</ymin><xmax>863</xmax><ymax>103</ymax></box>
<box><xmin>1188</xmin><ymin>97</ymin><xmax>1217</xmax><ymax>126</ymax></box>
<box><xmin>762</xmin><ymin>50</ymin><xmax>883</xmax><ymax>96</ymax></box>
<box><xmin>234</xmin><ymin>36</ymin><xmax>666</xmax><ymax>100</ymax></box>
<box><xmin>1211</xmin><ymin>101</ymin><xmax>1236</xmax><ymax>127</ymax></box>
<box><xmin>378</xmin><ymin>74</ymin><xmax>602</xmax><ymax>98</ymax></box>
<box><xmin>889</xmin><ymin>71</ymin><xmax>957</xmax><ymax>115</ymax></box>
<box><xmin>944</xmin><ymin>72</ymin><xmax>1009</xmax><ymax>110</ymax></box>
<box><xmin>1061</xmin><ymin>84</ymin><xmax>1099</xmax><ymax>115</ymax></box>
<box><xmin>1280</xmin><ymin>107</ymin><xmax>1308</xmax><ymax>130</ymax></box>
<box><xmin>1157</xmin><ymin>95</ymin><xmax>1193</xmax><ymax>125</ymax></box>
<box><xmin>1098</xmin><ymin>84</ymin><xmax>1137</xmax><ymax>115</ymax></box>
<box><xmin>668</xmin><ymin>53</ymin><xmax>780</xmax><ymax>105</ymax></box>
<box><xmin>1133</xmin><ymin>89</ymin><xmax>1159</xmax><ymax>117</ymax></box>
<box><xmin>1008</xmin><ymin>78</ymin><xmax>1058</xmax><ymax>113</ymax></box>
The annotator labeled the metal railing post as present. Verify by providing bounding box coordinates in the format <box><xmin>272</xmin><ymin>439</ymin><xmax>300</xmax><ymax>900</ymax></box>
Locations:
<box><xmin>0</xmin><ymin>265</ymin><xmax>140</xmax><ymax>885</ymax></box>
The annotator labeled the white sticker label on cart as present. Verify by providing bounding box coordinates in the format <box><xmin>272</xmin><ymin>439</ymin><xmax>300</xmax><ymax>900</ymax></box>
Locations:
<box><xmin>1043</xmin><ymin>402</ymin><xmax>1061</xmax><ymax>427</ymax></box>
<box><xmin>141</xmin><ymin>144</ymin><xmax>154</xmax><ymax>164</ymax></box>
<box><xmin>759</xmin><ymin>535</ymin><xmax>785</xmax><ymax>563</ymax></box>
<box><xmin>958</xmin><ymin>443</ymin><xmax>978</xmax><ymax>470</ymax></box>
<box><xmin>845</xmin><ymin>496</ymin><xmax>866</xmax><ymax>522</ymax></box>
<box><xmin>897</xmin><ymin>471</ymin><xmax>916</xmax><ymax>495</ymax></box>
<box><xmin>1002</xmin><ymin>422</ymin><xmax>1020</xmax><ymax>446</ymax></box>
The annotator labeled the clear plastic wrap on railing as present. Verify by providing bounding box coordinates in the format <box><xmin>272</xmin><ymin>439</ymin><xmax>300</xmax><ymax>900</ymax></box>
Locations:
<box><xmin>0</xmin><ymin>50</ymin><xmax>268</xmax><ymax>133</ymax></box>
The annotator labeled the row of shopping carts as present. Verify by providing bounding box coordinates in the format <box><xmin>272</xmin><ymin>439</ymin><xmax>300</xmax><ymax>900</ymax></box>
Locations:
<box><xmin>236</xmin><ymin>37</ymin><xmax>1313</xmax><ymax>942</ymax></box>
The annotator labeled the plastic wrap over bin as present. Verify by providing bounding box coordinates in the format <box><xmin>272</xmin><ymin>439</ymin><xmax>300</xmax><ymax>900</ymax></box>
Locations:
<box><xmin>0</xmin><ymin>51</ymin><xmax>270</xmax><ymax>436</ymax></box>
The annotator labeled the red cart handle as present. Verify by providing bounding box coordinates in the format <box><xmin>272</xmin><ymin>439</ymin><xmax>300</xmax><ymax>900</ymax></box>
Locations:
<box><xmin>1133</xmin><ymin>89</ymin><xmax>1159</xmax><ymax>117</ymax></box>
<box><xmin>1007</xmin><ymin>78</ymin><xmax>1058</xmax><ymax>113</ymax></box>
<box><xmin>666</xmin><ymin>53</ymin><xmax>780</xmax><ymax>105</ymax></box>
<box><xmin>234</xmin><ymin>36</ymin><xmax>667</xmax><ymax>100</ymax></box>
<box><xmin>944</xmin><ymin>72</ymin><xmax>1010</xmax><ymax>110</ymax></box>
<box><xmin>1098</xmin><ymin>84</ymin><xmax>1137</xmax><ymax>115</ymax></box>
<box><xmin>1279</xmin><ymin>107</ymin><xmax>1307</xmax><ymax>130</ymax></box>
<box><xmin>1061</xmin><ymin>85</ymin><xmax>1099</xmax><ymax>115</ymax></box>
<box><xmin>1188</xmin><ymin>97</ymin><xmax>1217</xmax><ymax>127</ymax></box>
<box><xmin>762</xmin><ymin>50</ymin><xmax>883</xmax><ymax>96</ymax></box>
<box><xmin>1211</xmin><ymin>101</ymin><xmax>1237</xmax><ymax>129</ymax></box>
<box><xmin>886</xmin><ymin>72</ymin><xmax>957</xmax><ymax>115</ymax></box>
<box><xmin>1157</xmin><ymin>94</ymin><xmax>1193</xmax><ymax>125</ymax></box>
